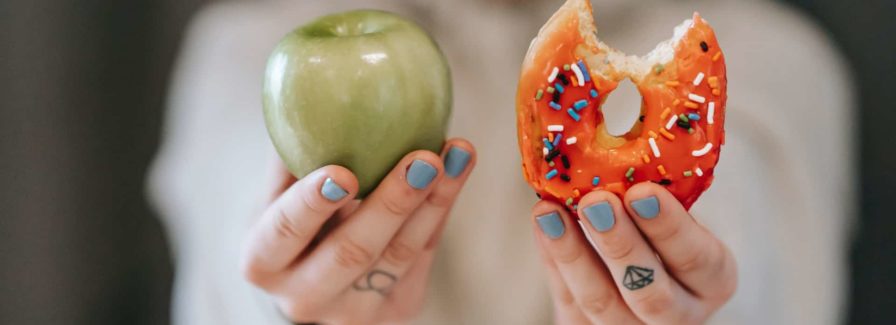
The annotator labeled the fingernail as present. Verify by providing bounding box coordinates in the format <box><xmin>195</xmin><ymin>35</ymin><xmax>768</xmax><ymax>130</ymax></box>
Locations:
<box><xmin>443</xmin><ymin>146</ymin><xmax>471</xmax><ymax>178</ymax></box>
<box><xmin>536</xmin><ymin>211</ymin><xmax>565</xmax><ymax>239</ymax></box>
<box><xmin>631</xmin><ymin>196</ymin><xmax>660</xmax><ymax>219</ymax></box>
<box><xmin>583</xmin><ymin>202</ymin><xmax>615</xmax><ymax>232</ymax></box>
<box><xmin>407</xmin><ymin>159</ymin><xmax>438</xmax><ymax>189</ymax></box>
<box><xmin>321</xmin><ymin>177</ymin><xmax>348</xmax><ymax>202</ymax></box>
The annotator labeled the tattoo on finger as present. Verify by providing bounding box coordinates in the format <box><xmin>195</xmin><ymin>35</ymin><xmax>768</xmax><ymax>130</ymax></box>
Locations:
<box><xmin>622</xmin><ymin>265</ymin><xmax>654</xmax><ymax>290</ymax></box>
<box><xmin>352</xmin><ymin>269</ymin><xmax>397</xmax><ymax>296</ymax></box>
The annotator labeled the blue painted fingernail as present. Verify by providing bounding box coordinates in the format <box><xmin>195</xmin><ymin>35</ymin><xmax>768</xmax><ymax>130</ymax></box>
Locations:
<box><xmin>632</xmin><ymin>196</ymin><xmax>660</xmax><ymax>219</ymax></box>
<box><xmin>536</xmin><ymin>211</ymin><xmax>565</xmax><ymax>239</ymax></box>
<box><xmin>583</xmin><ymin>202</ymin><xmax>615</xmax><ymax>232</ymax></box>
<box><xmin>443</xmin><ymin>146</ymin><xmax>471</xmax><ymax>178</ymax></box>
<box><xmin>321</xmin><ymin>177</ymin><xmax>348</xmax><ymax>202</ymax></box>
<box><xmin>407</xmin><ymin>159</ymin><xmax>438</xmax><ymax>189</ymax></box>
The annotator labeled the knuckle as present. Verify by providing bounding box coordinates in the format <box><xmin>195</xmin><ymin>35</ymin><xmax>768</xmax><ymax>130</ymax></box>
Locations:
<box><xmin>424</xmin><ymin>189</ymin><xmax>454</xmax><ymax>209</ymax></box>
<box><xmin>381</xmin><ymin>238</ymin><xmax>420</xmax><ymax>266</ymax></box>
<box><xmin>649</xmin><ymin>218</ymin><xmax>684</xmax><ymax>243</ymax></box>
<box><xmin>333</xmin><ymin>235</ymin><xmax>375</xmax><ymax>269</ymax></box>
<box><xmin>555</xmin><ymin>287</ymin><xmax>577</xmax><ymax>308</ymax></box>
<box><xmin>672</xmin><ymin>245</ymin><xmax>711</xmax><ymax>273</ymax></box>
<box><xmin>278</xmin><ymin>299</ymin><xmax>318</xmax><ymax>323</ymax></box>
<box><xmin>633</xmin><ymin>285</ymin><xmax>675</xmax><ymax>318</ymax></box>
<box><xmin>600</xmin><ymin>235</ymin><xmax>637</xmax><ymax>260</ymax></box>
<box><xmin>380</xmin><ymin>192</ymin><xmax>417</xmax><ymax>217</ymax></box>
<box><xmin>553</xmin><ymin>245</ymin><xmax>585</xmax><ymax>265</ymax></box>
<box><xmin>577</xmin><ymin>291</ymin><xmax>615</xmax><ymax>316</ymax></box>
<box><xmin>273</xmin><ymin>207</ymin><xmax>310</xmax><ymax>240</ymax></box>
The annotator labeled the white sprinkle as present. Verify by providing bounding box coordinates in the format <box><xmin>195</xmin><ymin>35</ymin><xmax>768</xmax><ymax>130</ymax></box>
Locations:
<box><xmin>542</xmin><ymin>147</ymin><xmax>549</xmax><ymax>156</ymax></box>
<box><xmin>547</xmin><ymin>124</ymin><xmax>564</xmax><ymax>132</ymax></box>
<box><xmin>693</xmin><ymin>72</ymin><xmax>705</xmax><ymax>86</ymax></box>
<box><xmin>688</xmin><ymin>93</ymin><xmax>706</xmax><ymax>103</ymax></box>
<box><xmin>695</xmin><ymin>167</ymin><xmax>704</xmax><ymax>176</ymax></box>
<box><xmin>547</xmin><ymin>67</ymin><xmax>559</xmax><ymax>83</ymax></box>
<box><xmin>665</xmin><ymin>115</ymin><xmax>677</xmax><ymax>130</ymax></box>
<box><xmin>648</xmin><ymin>137</ymin><xmax>661</xmax><ymax>158</ymax></box>
<box><xmin>692</xmin><ymin>143</ymin><xmax>713</xmax><ymax>157</ymax></box>
<box><xmin>566</xmin><ymin>136</ymin><xmax>577</xmax><ymax>145</ymax></box>
<box><xmin>708</xmin><ymin>102</ymin><xmax>715</xmax><ymax>124</ymax></box>
<box><xmin>570</xmin><ymin>62</ymin><xmax>585</xmax><ymax>86</ymax></box>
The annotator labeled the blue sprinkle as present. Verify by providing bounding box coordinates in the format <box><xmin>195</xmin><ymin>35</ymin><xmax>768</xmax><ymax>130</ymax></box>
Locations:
<box><xmin>543</xmin><ymin>138</ymin><xmax>553</xmax><ymax>151</ymax></box>
<box><xmin>688</xmin><ymin>113</ymin><xmax>701</xmax><ymax>121</ymax></box>
<box><xmin>577</xmin><ymin>60</ymin><xmax>591</xmax><ymax>82</ymax></box>
<box><xmin>567</xmin><ymin>108</ymin><xmax>581</xmax><ymax>122</ymax></box>
<box><xmin>553</xmin><ymin>133</ymin><xmax>563</xmax><ymax>147</ymax></box>
<box><xmin>574</xmin><ymin>99</ymin><xmax>588</xmax><ymax>111</ymax></box>
<box><xmin>554</xmin><ymin>83</ymin><xmax>565</xmax><ymax>94</ymax></box>
<box><xmin>592</xmin><ymin>176</ymin><xmax>600</xmax><ymax>186</ymax></box>
<box><xmin>546</xmin><ymin>169</ymin><xmax>559</xmax><ymax>180</ymax></box>
<box><xmin>590</xmin><ymin>89</ymin><xmax>598</xmax><ymax>98</ymax></box>
<box><xmin>549</xmin><ymin>101</ymin><xmax>561</xmax><ymax>110</ymax></box>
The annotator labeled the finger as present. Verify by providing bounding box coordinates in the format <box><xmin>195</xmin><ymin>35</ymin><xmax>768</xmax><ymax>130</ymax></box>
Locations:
<box><xmin>532</xmin><ymin>200</ymin><xmax>641</xmax><ymax>324</ymax></box>
<box><xmin>623</xmin><ymin>182</ymin><xmax>738</xmax><ymax>304</ymax></box>
<box><xmin>576</xmin><ymin>191</ymin><xmax>704</xmax><ymax>324</ymax></box>
<box><xmin>367</xmin><ymin>139</ymin><xmax>475</xmax><ymax>280</ymax></box>
<box><xmin>534</xmin><ymin>232</ymin><xmax>593</xmax><ymax>324</ymax></box>
<box><xmin>286</xmin><ymin>150</ymin><xmax>444</xmax><ymax>299</ymax></box>
<box><xmin>242</xmin><ymin>166</ymin><xmax>358</xmax><ymax>286</ymax></box>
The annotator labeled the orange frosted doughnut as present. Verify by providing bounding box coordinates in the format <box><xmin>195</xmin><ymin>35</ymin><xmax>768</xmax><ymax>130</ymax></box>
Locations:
<box><xmin>516</xmin><ymin>0</ymin><xmax>727</xmax><ymax>211</ymax></box>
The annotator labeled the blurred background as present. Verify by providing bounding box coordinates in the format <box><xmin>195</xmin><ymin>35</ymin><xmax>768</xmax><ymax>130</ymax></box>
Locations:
<box><xmin>1</xmin><ymin>0</ymin><xmax>894</xmax><ymax>324</ymax></box>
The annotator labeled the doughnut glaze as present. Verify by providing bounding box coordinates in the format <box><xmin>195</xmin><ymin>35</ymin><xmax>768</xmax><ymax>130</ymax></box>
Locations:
<box><xmin>516</xmin><ymin>0</ymin><xmax>727</xmax><ymax>211</ymax></box>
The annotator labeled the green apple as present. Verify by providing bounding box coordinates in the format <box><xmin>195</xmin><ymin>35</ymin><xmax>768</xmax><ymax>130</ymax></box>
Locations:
<box><xmin>263</xmin><ymin>10</ymin><xmax>451</xmax><ymax>197</ymax></box>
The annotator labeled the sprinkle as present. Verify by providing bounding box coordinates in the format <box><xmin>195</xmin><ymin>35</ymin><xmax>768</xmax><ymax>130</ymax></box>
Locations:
<box><xmin>688</xmin><ymin>93</ymin><xmax>706</xmax><ymax>103</ymax></box>
<box><xmin>695</xmin><ymin>167</ymin><xmax>704</xmax><ymax>177</ymax></box>
<box><xmin>590</xmin><ymin>89</ymin><xmax>599</xmax><ymax>98</ymax></box>
<box><xmin>661</xmin><ymin>107</ymin><xmax>671</xmax><ymax>119</ymax></box>
<box><xmin>642</xmin><ymin>154</ymin><xmax>651</xmax><ymax>163</ymax></box>
<box><xmin>545</xmin><ymin>148</ymin><xmax>560</xmax><ymax>161</ymax></box>
<box><xmin>658</xmin><ymin>178</ymin><xmax>672</xmax><ymax>185</ymax></box>
<box><xmin>639</xmin><ymin>115</ymin><xmax>645</xmax><ymax>122</ymax></box>
<box><xmin>574</xmin><ymin>99</ymin><xmax>588</xmax><ymax>111</ymax></box>
<box><xmin>673</xmin><ymin>99</ymin><xmax>681</xmax><ymax>106</ymax></box>
<box><xmin>655</xmin><ymin>64</ymin><xmax>665</xmax><ymax>74</ymax></box>
<box><xmin>547</xmin><ymin>124</ymin><xmax>564</xmax><ymax>132</ymax></box>
<box><xmin>554</xmin><ymin>82</ymin><xmax>565</xmax><ymax>94</ymax></box>
<box><xmin>692</xmin><ymin>143</ymin><xmax>713</xmax><ymax>157</ymax></box>
<box><xmin>563</xmin><ymin>64</ymin><xmax>570</xmax><ymax>71</ymax></box>
<box><xmin>708</xmin><ymin>102</ymin><xmax>715</xmax><ymax>124</ymax></box>
<box><xmin>553</xmin><ymin>133</ymin><xmax>563</xmax><ymax>147</ymax></box>
<box><xmin>683</xmin><ymin>170</ymin><xmax>694</xmax><ymax>177</ymax></box>
<box><xmin>552</xmin><ymin>90</ymin><xmax>561</xmax><ymax>103</ymax></box>
<box><xmin>684</xmin><ymin>101</ymin><xmax>699</xmax><ymax>109</ymax></box>
<box><xmin>648</xmin><ymin>130</ymin><xmax>659</xmax><ymax>139</ymax></box>
<box><xmin>712</xmin><ymin>52</ymin><xmax>722</xmax><ymax>61</ymax></box>
<box><xmin>660</xmin><ymin>129</ymin><xmax>676</xmax><ymax>140</ymax></box>
<box><xmin>546</xmin><ymin>169</ymin><xmax>558</xmax><ymax>180</ymax></box>
<box><xmin>657</xmin><ymin>165</ymin><xmax>667</xmax><ymax>175</ymax></box>
<box><xmin>688</xmin><ymin>127</ymin><xmax>695</xmax><ymax>134</ymax></box>
<box><xmin>567</xmin><ymin>108</ymin><xmax>581</xmax><ymax>121</ymax></box>
<box><xmin>688</xmin><ymin>113</ymin><xmax>701</xmax><ymax>121</ymax></box>
<box><xmin>693</xmin><ymin>72</ymin><xmax>705</xmax><ymax>86</ymax></box>
<box><xmin>573</xmin><ymin>189</ymin><xmax>580</xmax><ymax>197</ymax></box>
<box><xmin>561</xmin><ymin>155</ymin><xmax>570</xmax><ymax>169</ymax></box>
<box><xmin>625</xmin><ymin>167</ymin><xmax>635</xmax><ymax>178</ymax></box>
<box><xmin>648</xmin><ymin>137</ymin><xmax>661</xmax><ymax>157</ymax></box>
<box><xmin>543</xmin><ymin>138</ymin><xmax>553</xmax><ymax>151</ymax></box>
<box><xmin>549</xmin><ymin>161</ymin><xmax>555</xmax><ymax>167</ymax></box>
<box><xmin>592</xmin><ymin>176</ymin><xmax>600</xmax><ymax>186</ymax></box>
<box><xmin>542</xmin><ymin>147</ymin><xmax>548</xmax><ymax>156</ymax></box>
<box><xmin>548</xmin><ymin>133</ymin><xmax>554</xmax><ymax>142</ymax></box>
<box><xmin>571</xmin><ymin>77</ymin><xmax>578</xmax><ymax>87</ymax></box>
<box><xmin>557</xmin><ymin>74</ymin><xmax>570</xmax><ymax>86</ymax></box>
<box><xmin>707</xmin><ymin>76</ymin><xmax>719</xmax><ymax>88</ymax></box>
<box><xmin>560</xmin><ymin>174</ymin><xmax>571</xmax><ymax>182</ymax></box>
<box><xmin>547</xmin><ymin>67</ymin><xmax>559</xmax><ymax>83</ymax></box>
<box><xmin>665</xmin><ymin>81</ymin><xmax>680</xmax><ymax>87</ymax></box>
<box><xmin>566</xmin><ymin>136</ymin><xmax>577</xmax><ymax>145</ymax></box>
<box><xmin>677</xmin><ymin>119</ymin><xmax>691</xmax><ymax>129</ymax></box>
<box><xmin>570</xmin><ymin>63</ymin><xmax>585</xmax><ymax>86</ymax></box>
<box><xmin>566</xmin><ymin>197</ymin><xmax>573</xmax><ymax>206</ymax></box>
<box><xmin>547</xmin><ymin>86</ymin><xmax>555</xmax><ymax>93</ymax></box>
<box><xmin>712</xmin><ymin>89</ymin><xmax>721</xmax><ymax>96</ymax></box>
<box><xmin>549</xmin><ymin>101</ymin><xmax>562</xmax><ymax>110</ymax></box>
<box><xmin>577</xmin><ymin>60</ymin><xmax>591</xmax><ymax>82</ymax></box>
<box><xmin>679</xmin><ymin>113</ymin><xmax>689</xmax><ymax>123</ymax></box>
<box><xmin>700</xmin><ymin>41</ymin><xmax>709</xmax><ymax>52</ymax></box>
<box><xmin>665</xmin><ymin>115</ymin><xmax>678</xmax><ymax>130</ymax></box>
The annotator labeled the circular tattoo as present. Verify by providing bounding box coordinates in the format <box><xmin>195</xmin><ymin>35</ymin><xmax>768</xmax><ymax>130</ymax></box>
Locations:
<box><xmin>352</xmin><ymin>269</ymin><xmax>397</xmax><ymax>296</ymax></box>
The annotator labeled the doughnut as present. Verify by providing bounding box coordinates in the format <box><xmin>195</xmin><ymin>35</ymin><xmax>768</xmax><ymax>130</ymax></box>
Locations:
<box><xmin>515</xmin><ymin>0</ymin><xmax>727</xmax><ymax>211</ymax></box>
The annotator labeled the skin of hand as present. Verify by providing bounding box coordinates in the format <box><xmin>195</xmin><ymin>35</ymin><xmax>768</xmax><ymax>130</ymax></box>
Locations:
<box><xmin>241</xmin><ymin>138</ymin><xmax>476</xmax><ymax>324</ymax></box>
<box><xmin>532</xmin><ymin>183</ymin><xmax>738</xmax><ymax>324</ymax></box>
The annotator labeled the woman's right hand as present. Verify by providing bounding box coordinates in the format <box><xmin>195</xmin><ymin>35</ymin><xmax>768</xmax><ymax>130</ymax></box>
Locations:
<box><xmin>241</xmin><ymin>139</ymin><xmax>476</xmax><ymax>324</ymax></box>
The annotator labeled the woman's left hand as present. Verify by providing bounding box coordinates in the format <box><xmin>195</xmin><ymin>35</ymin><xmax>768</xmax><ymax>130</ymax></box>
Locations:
<box><xmin>532</xmin><ymin>182</ymin><xmax>738</xmax><ymax>324</ymax></box>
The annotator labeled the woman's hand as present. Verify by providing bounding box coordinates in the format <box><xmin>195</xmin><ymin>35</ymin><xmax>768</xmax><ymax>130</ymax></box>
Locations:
<box><xmin>241</xmin><ymin>139</ymin><xmax>476</xmax><ymax>324</ymax></box>
<box><xmin>532</xmin><ymin>183</ymin><xmax>737</xmax><ymax>324</ymax></box>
